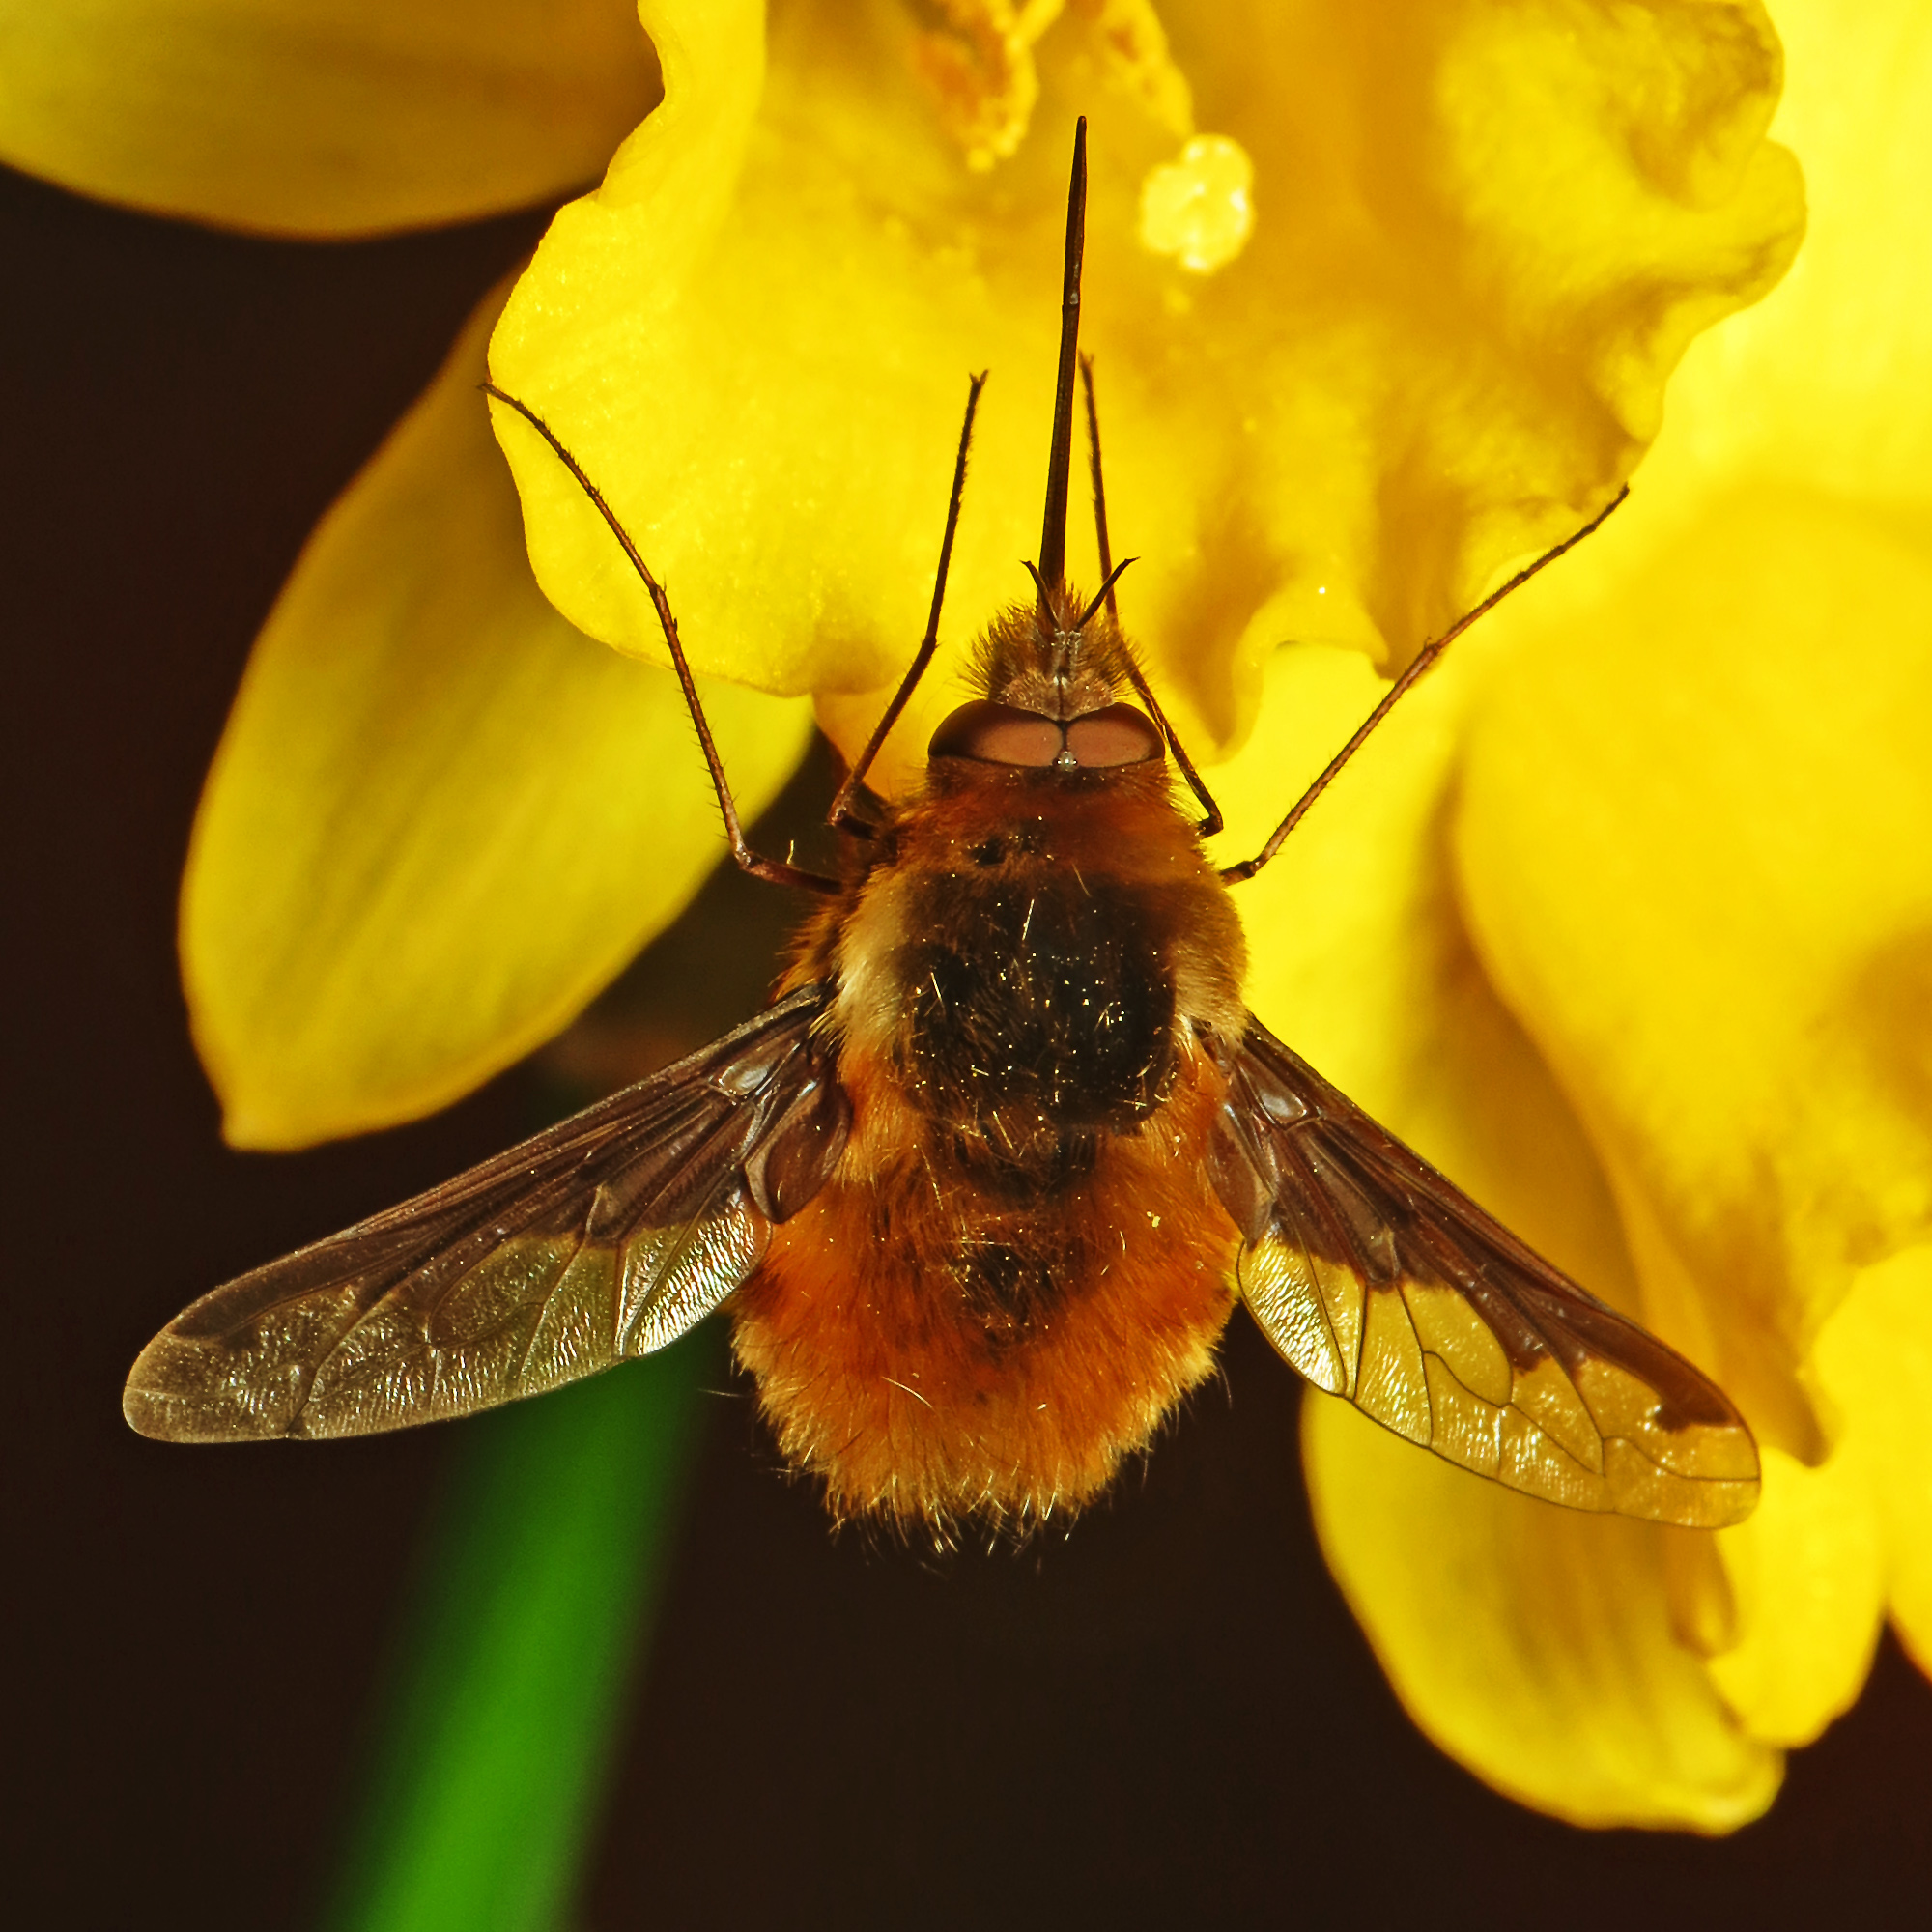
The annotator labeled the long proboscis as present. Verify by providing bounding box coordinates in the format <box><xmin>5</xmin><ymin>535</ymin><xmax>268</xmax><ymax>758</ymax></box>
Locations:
<box><xmin>1035</xmin><ymin>117</ymin><xmax>1088</xmax><ymax>601</ymax></box>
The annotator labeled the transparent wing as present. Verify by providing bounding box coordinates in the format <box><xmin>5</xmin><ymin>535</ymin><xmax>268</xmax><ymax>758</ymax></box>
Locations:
<box><xmin>1209</xmin><ymin>1018</ymin><xmax>1758</xmax><ymax>1526</ymax></box>
<box><xmin>126</xmin><ymin>985</ymin><xmax>846</xmax><ymax>1442</ymax></box>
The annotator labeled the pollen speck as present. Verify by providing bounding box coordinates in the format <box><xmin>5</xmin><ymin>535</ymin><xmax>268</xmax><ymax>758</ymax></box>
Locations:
<box><xmin>1139</xmin><ymin>134</ymin><xmax>1255</xmax><ymax>274</ymax></box>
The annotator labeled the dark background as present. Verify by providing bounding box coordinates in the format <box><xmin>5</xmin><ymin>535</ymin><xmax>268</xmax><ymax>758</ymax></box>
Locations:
<box><xmin>5</xmin><ymin>157</ymin><xmax>1929</xmax><ymax>1928</ymax></box>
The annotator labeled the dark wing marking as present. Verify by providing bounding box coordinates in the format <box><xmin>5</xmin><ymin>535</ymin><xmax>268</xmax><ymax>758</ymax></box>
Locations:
<box><xmin>126</xmin><ymin>985</ymin><xmax>847</xmax><ymax>1442</ymax></box>
<box><xmin>1208</xmin><ymin>1016</ymin><xmax>1758</xmax><ymax>1526</ymax></box>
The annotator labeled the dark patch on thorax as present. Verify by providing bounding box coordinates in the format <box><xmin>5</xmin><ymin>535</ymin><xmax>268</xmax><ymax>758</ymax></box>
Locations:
<box><xmin>895</xmin><ymin>823</ymin><xmax>1188</xmax><ymax>1166</ymax></box>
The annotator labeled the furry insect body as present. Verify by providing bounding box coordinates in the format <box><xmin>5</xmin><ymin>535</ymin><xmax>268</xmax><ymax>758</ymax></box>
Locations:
<box><xmin>736</xmin><ymin>582</ymin><xmax>1249</xmax><ymax>1530</ymax></box>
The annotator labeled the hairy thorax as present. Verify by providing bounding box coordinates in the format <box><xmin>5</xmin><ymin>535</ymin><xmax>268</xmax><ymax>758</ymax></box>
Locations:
<box><xmin>729</xmin><ymin>762</ymin><xmax>1249</xmax><ymax>1535</ymax></box>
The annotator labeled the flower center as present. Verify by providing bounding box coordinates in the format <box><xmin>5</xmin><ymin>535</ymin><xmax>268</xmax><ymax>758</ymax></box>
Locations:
<box><xmin>906</xmin><ymin>2</ymin><xmax>1254</xmax><ymax>275</ymax></box>
<box><xmin>908</xmin><ymin>0</ymin><xmax>1193</xmax><ymax>170</ymax></box>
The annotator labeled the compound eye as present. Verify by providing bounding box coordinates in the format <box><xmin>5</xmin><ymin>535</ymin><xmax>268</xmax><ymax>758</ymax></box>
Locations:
<box><xmin>1064</xmin><ymin>703</ymin><xmax>1164</xmax><ymax>766</ymax></box>
<box><xmin>928</xmin><ymin>701</ymin><xmax>1063</xmax><ymax>767</ymax></box>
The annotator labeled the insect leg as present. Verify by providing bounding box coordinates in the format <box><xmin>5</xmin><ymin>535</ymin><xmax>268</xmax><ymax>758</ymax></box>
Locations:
<box><xmin>1219</xmin><ymin>487</ymin><xmax>1629</xmax><ymax>884</ymax></box>
<box><xmin>483</xmin><ymin>384</ymin><xmax>838</xmax><ymax>895</ymax></box>
<box><xmin>826</xmin><ymin>369</ymin><xmax>988</xmax><ymax>834</ymax></box>
<box><xmin>1080</xmin><ymin>354</ymin><xmax>1224</xmax><ymax>837</ymax></box>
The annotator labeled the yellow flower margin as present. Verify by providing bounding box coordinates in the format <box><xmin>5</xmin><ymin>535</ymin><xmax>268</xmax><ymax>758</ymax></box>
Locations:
<box><xmin>13</xmin><ymin>0</ymin><xmax>1932</xmax><ymax>1833</ymax></box>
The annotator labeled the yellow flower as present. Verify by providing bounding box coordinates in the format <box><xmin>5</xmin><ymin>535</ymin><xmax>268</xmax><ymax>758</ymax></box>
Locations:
<box><xmin>486</xmin><ymin>0</ymin><xmax>1814</xmax><ymax>1832</ymax></box>
<box><xmin>28</xmin><ymin>0</ymin><xmax>1932</xmax><ymax>1837</ymax></box>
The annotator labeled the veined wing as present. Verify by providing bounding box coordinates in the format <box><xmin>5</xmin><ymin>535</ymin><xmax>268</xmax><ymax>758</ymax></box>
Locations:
<box><xmin>1208</xmin><ymin>1017</ymin><xmax>1758</xmax><ymax>1526</ymax></box>
<box><xmin>126</xmin><ymin>984</ymin><xmax>846</xmax><ymax>1442</ymax></box>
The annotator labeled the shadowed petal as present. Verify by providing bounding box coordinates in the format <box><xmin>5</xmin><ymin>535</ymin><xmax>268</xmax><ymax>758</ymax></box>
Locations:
<box><xmin>1306</xmin><ymin>1396</ymin><xmax>1780</xmax><ymax>1830</ymax></box>
<box><xmin>1706</xmin><ymin>1445</ymin><xmax>1885</xmax><ymax>1747</ymax></box>
<box><xmin>184</xmin><ymin>274</ymin><xmax>811</xmax><ymax>1148</ymax></box>
<box><xmin>1818</xmin><ymin>1248</ymin><xmax>1932</xmax><ymax>1683</ymax></box>
<box><xmin>1706</xmin><ymin>1244</ymin><xmax>1932</xmax><ymax>1739</ymax></box>
<box><xmin>0</xmin><ymin>0</ymin><xmax>660</xmax><ymax>237</ymax></box>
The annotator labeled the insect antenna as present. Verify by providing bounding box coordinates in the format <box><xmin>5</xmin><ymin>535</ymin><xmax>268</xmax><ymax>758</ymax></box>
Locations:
<box><xmin>1073</xmin><ymin>556</ymin><xmax>1138</xmax><ymax>629</ymax></box>
<box><xmin>1079</xmin><ymin>352</ymin><xmax>1224</xmax><ymax>836</ymax></box>
<box><xmin>829</xmin><ymin>370</ymin><xmax>989</xmax><ymax>830</ymax></box>
<box><xmin>482</xmin><ymin>382</ymin><xmax>838</xmax><ymax>894</ymax></box>
<box><xmin>1219</xmin><ymin>485</ymin><xmax>1630</xmax><ymax>883</ymax></box>
<box><xmin>1035</xmin><ymin>117</ymin><xmax>1088</xmax><ymax>603</ymax></box>
<box><xmin>1020</xmin><ymin>551</ymin><xmax>1134</xmax><ymax>625</ymax></box>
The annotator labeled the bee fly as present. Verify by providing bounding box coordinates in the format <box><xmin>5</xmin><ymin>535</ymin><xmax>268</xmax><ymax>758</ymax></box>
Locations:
<box><xmin>127</xmin><ymin>122</ymin><xmax>1759</xmax><ymax>1538</ymax></box>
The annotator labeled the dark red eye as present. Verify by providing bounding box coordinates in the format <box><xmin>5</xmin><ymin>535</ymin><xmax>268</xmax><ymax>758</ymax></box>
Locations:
<box><xmin>1065</xmin><ymin>703</ymin><xmax>1164</xmax><ymax>766</ymax></box>
<box><xmin>928</xmin><ymin>701</ymin><xmax>1064</xmax><ymax>767</ymax></box>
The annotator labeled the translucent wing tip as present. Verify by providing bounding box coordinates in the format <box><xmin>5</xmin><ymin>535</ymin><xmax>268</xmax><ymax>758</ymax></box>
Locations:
<box><xmin>1601</xmin><ymin>1425</ymin><xmax>1762</xmax><ymax>1528</ymax></box>
<box><xmin>123</xmin><ymin>1326</ymin><xmax>300</xmax><ymax>1442</ymax></box>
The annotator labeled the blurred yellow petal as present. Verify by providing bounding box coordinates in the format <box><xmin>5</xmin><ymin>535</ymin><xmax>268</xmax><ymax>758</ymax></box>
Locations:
<box><xmin>1306</xmin><ymin>1398</ymin><xmax>1779</xmax><ymax>1830</ymax></box>
<box><xmin>1804</xmin><ymin>1245</ymin><xmax>1932</xmax><ymax>1682</ymax></box>
<box><xmin>493</xmin><ymin>0</ymin><xmax>1802</xmax><ymax>797</ymax></box>
<box><xmin>1455</xmin><ymin>487</ymin><xmax>1932</xmax><ymax>1459</ymax></box>
<box><xmin>0</xmin><ymin>0</ymin><xmax>659</xmax><ymax>237</ymax></box>
<box><xmin>185</xmin><ymin>275</ymin><xmax>811</xmax><ymax>1148</ymax></box>
<box><xmin>1706</xmin><ymin>1447</ymin><xmax>1884</xmax><ymax>1747</ymax></box>
<box><xmin>1705</xmin><ymin>1245</ymin><xmax>1932</xmax><ymax>1744</ymax></box>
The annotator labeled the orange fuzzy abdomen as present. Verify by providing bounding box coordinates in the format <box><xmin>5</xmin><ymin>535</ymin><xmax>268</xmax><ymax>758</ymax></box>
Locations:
<box><xmin>727</xmin><ymin>1055</ymin><xmax>1239</xmax><ymax>1535</ymax></box>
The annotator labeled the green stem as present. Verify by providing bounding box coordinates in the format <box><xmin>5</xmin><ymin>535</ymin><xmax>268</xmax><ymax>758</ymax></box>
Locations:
<box><xmin>322</xmin><ymin>1332</ymin><xmax>712</xmax><ymax>1932</ymax></box>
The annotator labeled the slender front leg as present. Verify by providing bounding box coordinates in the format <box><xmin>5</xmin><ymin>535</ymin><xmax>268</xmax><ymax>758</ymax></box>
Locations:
<box><xmin>827</xmin><ymin>370</ymin><xmax>988</xmax><ymax>833</ymax></box>
<box><xmin>1219</xmin><ymin>487</ymin><xmax>1629</xmax><ymax>884</ymax></box>
<box><xmin>484</xmin><ymin>384</ymin><xmax>838</xmax><ymax>895</ymax></box>
<box><xmin>1079</xmin><ymin>354</ymin><xmax>1224</xmax><ymax>837</ymax></box>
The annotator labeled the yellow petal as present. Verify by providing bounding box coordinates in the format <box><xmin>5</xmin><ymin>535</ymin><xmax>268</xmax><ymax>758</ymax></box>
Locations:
<box><xmin>1804</xmin><ymin>1245</ymin><xmax>1932</xmax><ymax>1685</ymax></box>
<box><xmin>1209</xmin><ymin>642</ymin><xmax>1465</xmax><ymax>1096</ymax></box>
<box><xmin>1227</xmin><ymin>645</ymin><xmax>1774</xmax><ymax>1822</ymax></box>
<box><xmin>0</xmin><ymin>0</ymin><xmax>658</xmax><ymax>237</ymax></box>
<box><xmin>1705</xmin><ymin>1245</ymin><xmax>1932</xmax><ymax>1744</ymax></box>
<box><xmin>1642</xmin><ymin>0</ymin><xmax>1932</xmax><ymax>515</ymax></box>
<box><xmin>494</xmin><ymin>0</ymin><xmax>1802</xmax><ymax>798</ymax></box>
<box><xmin>185</xmin><ymin>274</ymin><xmax>811</xmax><ymax>1148</ymax></box>
<box><xmin>1706</xmin><ymin>1446</ymin><xmax>1884</xmax><ymax>1747</ymax></box>
<box><xmin>1305</xmin><ymin>1396</ymin><xmax>1780</xmax><ymax>1830</ymax></box>
<box><xmin>1455</xmin><ymin>486</ymin><xmax>1932</xmax><ymax>1455</ymax></box>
